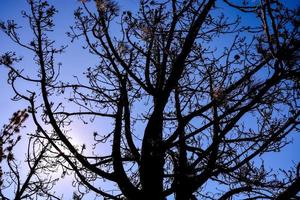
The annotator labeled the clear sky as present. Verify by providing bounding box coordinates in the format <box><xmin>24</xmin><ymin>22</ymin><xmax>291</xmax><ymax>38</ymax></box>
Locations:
<box><xmin>0</xmin><ymin>0</ymin><xmax>299</xmax><ymax>199</ymax></box>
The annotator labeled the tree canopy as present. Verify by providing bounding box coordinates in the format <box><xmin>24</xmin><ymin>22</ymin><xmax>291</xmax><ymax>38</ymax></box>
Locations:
<box><xmin>0</xmin><ymin>0</ymin><xmax>299</xmax><ymax>199</ymax></box>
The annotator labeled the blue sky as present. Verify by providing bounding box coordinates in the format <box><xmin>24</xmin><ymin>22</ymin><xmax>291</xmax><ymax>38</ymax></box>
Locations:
<box><xmin>0</xmin><ymin>0</ymin><xmax>299</xmax><ymax>199</ymax></box>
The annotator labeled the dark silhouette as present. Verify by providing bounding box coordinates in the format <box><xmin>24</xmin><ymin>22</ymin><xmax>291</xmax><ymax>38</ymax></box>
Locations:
<box><xmin>1</xmin><ymin>110</ymin><xmax>59</xmax><ymax>200</ymax></box>
<box><xmin>0</xmin><ymin>0</ymin><xmax>299</xmax><ymax>199</ymax></box>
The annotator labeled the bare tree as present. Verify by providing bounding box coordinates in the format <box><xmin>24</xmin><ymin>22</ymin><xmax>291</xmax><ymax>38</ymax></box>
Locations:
<box><xmin>0</xmin><ymin>0</ymin><xmax>299</xmax><ymax>199</ymax></box>
<box><xmin>0</xmin><ymin>109</ymin><xmax>61</xmax><ymax>200</ymax></box>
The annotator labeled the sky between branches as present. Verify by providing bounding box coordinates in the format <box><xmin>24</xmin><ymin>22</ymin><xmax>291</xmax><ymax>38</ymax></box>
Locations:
<box><xmin>0</xmin><ymin>0</ymin><xmax>299</xmax><ymax>199</ymax></box>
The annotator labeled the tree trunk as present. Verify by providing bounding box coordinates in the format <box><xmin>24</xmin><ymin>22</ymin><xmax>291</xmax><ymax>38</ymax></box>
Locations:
<box><xmin>140</xmin><ymin>104</ymin><xmax>165</xmax><ymax>199</ymax></box>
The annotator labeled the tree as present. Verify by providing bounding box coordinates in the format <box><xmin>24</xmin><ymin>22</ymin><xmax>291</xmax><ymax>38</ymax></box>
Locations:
<box><xmin>0</xmin><ymin>0</ymin><xmax>299</xmax><ymax>199</ymax></box>
<box><xmin>0</xmin><ymin>110</ymin><xmax>61</xmax><ymax>200</ymax></box>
